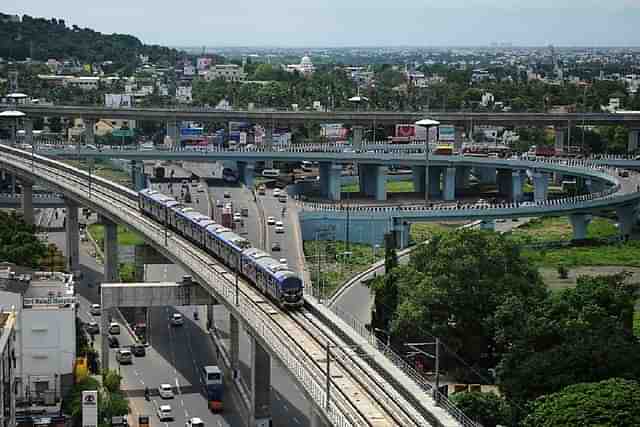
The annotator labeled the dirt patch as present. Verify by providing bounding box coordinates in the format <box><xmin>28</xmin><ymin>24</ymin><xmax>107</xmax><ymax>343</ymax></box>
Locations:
<box><xmin>541</xmin><ymin>266</ymin><xmax>640</xmax><ymax>290</ymax></box>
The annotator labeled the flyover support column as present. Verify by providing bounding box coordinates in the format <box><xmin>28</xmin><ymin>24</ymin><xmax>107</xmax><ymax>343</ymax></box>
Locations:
<box><xmin>476</xmin><ymin>167</ymin><xmax>496</xmax><ymax>185</ymax></box>
<box><xmin>319</xmin><ymin>162</ymin><xmax>330</xmax><ymax>198</ymax></box>
<box><xmin>511</xmin><ymin>171</ymin><xmax>523</xmax><ymax>202</ymax></box>
<box><xmin>361</xmin><ymin>164</ymin><xmax>387</xmax><ymax>201</ymax></box>
<box><xmin>263</xmin><ymin>127</ymin><xmax>273</xmax><ymax>169</ymax></box>
<box><xmin>412</xmin><ymin>166</ymin><xmax>426</xmax><ymax>194</ymax></box>
<box><xmin>616</xmin><ymin>205</ymin><xmax>636</xmax><ymax>240</ymax></box>
<box><xmin>65</xmin><ymin>199</ymin><xmax>80</xmax><ymax>274</ymax></box>
<box><xmin>84</xmin><ymin>118</ymin><xmax>96</xmax><ymax>146</ymax></box>
<box><xmin>237</xmin><ymin>161</ymin><xmax>255</xmax><ymax>189</ymax></box>
<box><xmin>327</xmin><ymin>163</ymin><xmax>342</xmax><ymax>201</ymax></box>
<box><xmin>131</xmin><ymin>160</ymin><xmax>147</xmax><ymax>191</ymax></box>
<box><xmin>24</xmin><ymin>118</ymin><xmax>34</xmax><ymax>147</ymax></box>
<box><xmin>352</xmin><ymin>125</ymin><xmax>364</xmax><ymax>150</ymax></box>
<box><xmin>569</xmin><ymin>214</ymin><xmax>591</xmax><ymax>240</ymax></box>
<box><xmin>166</xmin><ymin>120</ymin><xmax>180</xmax><ymax>149</ymax></box>
<box><xmin>443</xmin><ymin>167</ymin><xmax>456</xmax><ymax>201</ymax></box>
<box><xmin>428</xmin><ymin>167</ymin><xmax>443</xmax><ymax>199</ymax></box>
<box><xmin>20</xmin><ymin>180</ymin><xmax>34</xmax><ymax>225</ymax></box>
<box><xmin>102</xmin><ymin>216</ymin><xmax>119</xmax><ymax>283</ymax></box>
<box><xmin>554</xmin><ymin>127</ymin><xmax>565</xmax><ymax>154</ymax></box>
<box><xmin>229</xmin><ymin>314</ymin><xmax>239</xmax><ymax>380</ymax></box>
<box><xmin>496</xmin><ymin>169</ymin><xmax>511</xmax><ymax>197</ymax></box>
<box><xmin>392</xmin><ymin>218</ymin><xmax>410</xmax><ymax>249</ymax></box>
<box><xmin>454</xmin><ymin>126</ymin><xmax>465</xmax><ymax>152</ymax></box>
<box><xmin>249</xmin><ymin>336</ymin><xmax>271</xmax><ymax>427</ymax></box>
<box><xmin>455</xmin><ymin>166</ymin><xmax>471</xmax><ymax>191</ymax></box>
<box><xmin>532</xmin><ymin>172</ymin><xmax>549</xmax><ymax>202</ymax></box>
<box><xmin>628</xmin><ymin>129</ymin><xmax>640</xmax><ymax>153</ymax></box>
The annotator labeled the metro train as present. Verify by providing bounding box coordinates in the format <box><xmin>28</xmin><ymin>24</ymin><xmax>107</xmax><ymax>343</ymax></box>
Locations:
<box><xmin>138</xmin><ymin>188</ymin><xmax>304</xmax><ymax>308</ymax></box>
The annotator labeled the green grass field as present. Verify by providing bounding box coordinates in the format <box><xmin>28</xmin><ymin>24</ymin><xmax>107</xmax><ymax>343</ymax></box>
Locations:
<box><xmin>410</xmin><ymin>222</ymin><xmax>462</xmax><ymax>243</ymax></box>
<box><xmin>342</xmin><ymin>179</ymin><xmax>414</xmax><ymax>193</ymax></box>
<box><xmin>508</xmin><ymin>216</ymin><xmax>619</xmax><ymax>244</ymax></box>
<box><xmin>88</xmin><ymin>223</ymin><xmax>145</xmax><ymax>248</ymax></box>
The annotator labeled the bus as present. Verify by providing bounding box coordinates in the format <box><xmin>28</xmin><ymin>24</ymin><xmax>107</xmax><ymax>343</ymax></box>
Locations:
<box><xmin>201</xmin><ymin>366</ymin><xmax>223</xmax><ymax>412</ymax></box>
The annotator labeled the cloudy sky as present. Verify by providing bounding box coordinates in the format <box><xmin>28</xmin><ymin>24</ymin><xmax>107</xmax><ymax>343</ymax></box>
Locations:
<box><xmin>3</xmin><ymin>0</ymin><xmax>639</xmax><ymax>47</ymax></box>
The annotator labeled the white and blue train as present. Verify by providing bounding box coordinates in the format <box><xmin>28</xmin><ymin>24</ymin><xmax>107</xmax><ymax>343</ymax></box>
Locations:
<box><xmin>138</xmin><ymin>188</ymin><xmax>304</xmax><ymax>308</ymax></box>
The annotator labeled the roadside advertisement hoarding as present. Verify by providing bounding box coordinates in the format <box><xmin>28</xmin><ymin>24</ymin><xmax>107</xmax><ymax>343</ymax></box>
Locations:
<box><xmin>81</xmin><ymin>390</ymin><xmax>98</xmax><ymax>427</ymax></box>
<box><xmin>112</xmin><ymin>129</ymin><xmax>134</xmax><ymax>138</ymax></box>
<box><xmin>438</xmin><ymin>125</ymin><xmax>455</xmax><ymax>142</ymax></box>
<box><xmin>180</xmin><ymin>127</ymin><xmax>204</xmax><ymax>137</ymax></box>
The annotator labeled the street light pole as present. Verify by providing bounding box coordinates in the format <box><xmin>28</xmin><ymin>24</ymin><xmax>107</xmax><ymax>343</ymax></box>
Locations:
<box><xmin>415</xmin><ymin>119</ymin><xmax>440</xmax><ymax>205</ymax></box>
<box><xmin>406</xmin><ymin>339</ymin><xmax>441</xmax><ymax>402</ymax></box>
<box><xmin>235</xmin><ymin>255</ymin><xmax>239</xmax><ymax>305</ymax></box>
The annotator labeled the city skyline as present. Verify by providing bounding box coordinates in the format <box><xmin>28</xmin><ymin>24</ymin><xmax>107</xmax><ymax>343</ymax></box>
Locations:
<box><xmin>3</xmin><ymin>0</ymin><xmax>640</xmax><ymax>48</ymax></box>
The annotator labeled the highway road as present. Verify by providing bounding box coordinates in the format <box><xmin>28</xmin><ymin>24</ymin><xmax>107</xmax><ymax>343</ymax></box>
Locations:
<box><xmin>144</xmin><ymin>163</ymin><xmax>312</xmax><ymax>427</ymax></box>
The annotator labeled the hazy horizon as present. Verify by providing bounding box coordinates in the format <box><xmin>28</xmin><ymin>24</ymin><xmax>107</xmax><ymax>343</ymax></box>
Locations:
<box><xmin>4</xmin><ymin>1</ymin><xmax>640</xmax><ymax>48</ymax></box>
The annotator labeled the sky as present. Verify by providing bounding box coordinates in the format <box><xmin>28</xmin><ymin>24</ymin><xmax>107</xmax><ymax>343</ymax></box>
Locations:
<box><xmin>3</xmin><ymin>0</ymin><xmax>640</xmax><ymax>47</ymax></box>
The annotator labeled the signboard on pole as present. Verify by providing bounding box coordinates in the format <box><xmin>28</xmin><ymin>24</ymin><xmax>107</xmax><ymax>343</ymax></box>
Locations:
<box><xmin>438</xmin><ymin>125</ymin><xmax>455</xmax><ymax>142</ymax></box>
<box><xmin>112</xmin><ymin>129</ymin><xmax>134</xmax><ymax>138</ymax></box>
<box><xmin>81</xmin><ymin>390</ymin><xmax>98</xmax><ymax>427</ymax></box>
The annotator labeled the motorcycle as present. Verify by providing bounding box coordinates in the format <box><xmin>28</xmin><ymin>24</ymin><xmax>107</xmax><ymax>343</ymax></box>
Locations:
<box><xmin>194</xmin><ymin>311</ymin><xmax>199</xmax><ymax>320</ymax></box>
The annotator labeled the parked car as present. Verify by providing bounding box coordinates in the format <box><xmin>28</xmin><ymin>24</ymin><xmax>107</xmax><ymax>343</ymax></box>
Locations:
<box><xmin>86</xmin><ymin>321</ymin><xmax>99</xmax><ymax>334</ymax></box>
<box><xmin>275</xmin><ymin>222</ymin><xmax>284</xmax><ymax>234</ymax></box>
<box><xmin>271</xmin><ymin>242</ymin><xmax>281</xmax><ymax>251</ymax></box>
<box><xmin>223</xmin><ymin>191</ymin><xmax>231</xmax><ymax>198</ymax></box>
<box><xmin>107</xmin><ymin>336</ymin><xmax>120</xmax><ymax>348</ymax></box>
<box><xmin>108</xmin><ymin>322</ymin><xmax>121</xmax><ymax>335</ymax></box>
<box><xmin>267</xmin><ymin>216</ymin><xmax>276</xmax><ymax>225</ymax></box>
<box><xmin>131</xmin><ymin>344</ymin><xmax>146</xmax><ymax>357</ymax></box>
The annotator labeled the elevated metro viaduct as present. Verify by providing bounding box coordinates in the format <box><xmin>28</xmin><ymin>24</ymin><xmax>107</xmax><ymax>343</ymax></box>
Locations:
<box><xmin>0</xmin><ymin>145</ymin><xmax>467</xmax><ymax>427</ymax></box>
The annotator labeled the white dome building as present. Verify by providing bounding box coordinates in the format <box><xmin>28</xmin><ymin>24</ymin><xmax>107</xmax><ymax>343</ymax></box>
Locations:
<box><xmin>286</xmin><ymin>55</ymin><xmax>315</xmax><ymax>76</ymax></box>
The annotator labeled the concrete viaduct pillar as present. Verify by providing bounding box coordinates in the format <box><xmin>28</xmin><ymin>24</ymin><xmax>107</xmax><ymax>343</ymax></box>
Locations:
<box><xmin>250</xmin><ymin>336</ymin><xmax>271</xmax><ymax>427</ymax></box>
<box><xmin>455</xmin><ymin>166</ymin><xmax>471</xmax><ymax>191</ymax></box>
<box><xmin>412</xmin><ymin>166</ymin><xmax>426</xmax><ymax>194</ymax></box>
<box><xmin>65</xmin><ymin>198</ymin><xmax>80</xmax><ymax>273</ymax></box>
<box><xmin>24</xmin><ymin>118</ymin><xmax>34</xmax><ymax>147</ymax></box>
<box><xmin>352</xmin><ymin>125</ymin><xmax>364</xmax><ymax>149</ymax></box>
<box><xmin>360</xmin><ymin>164</ymin><xmax>387</xmax><ymax>201</ymax></box>
<box><xmin>554</xmin><ymin>127</ymin><xmax>565</xmax><ymax>154</ymax></box>
<box><xmin>496</xmin><ymin>169</ymin><xmax>512</xmax><ymax>198</ymax></box>
<box><xmin>616</xmin><ymin>205</ymin><xmax>637</xmax><ymax>239</ymax></box>
<box><xmin>84</xmin><ymin>118</ymin><xmax>96</xmax><ymax>146</ymax></box>
<box><xmin>131</xmin><ymin>160</ymin><xmax>147</xmax><ymax>191</ymax></box>
<box><xmin>628</xmin><ymin>129</ymin><xmax>640</xmax><ymax>153</ymax></box>
<box><xmin>511</xmin><ymin>171</ymin><xmax>523</xmax><ymax>202</ymax></box>
<box><xmin>392</xmin><ymin>218</ymin><xmax>410</xmax><ymax>249</ymax></box>
<box><xmin>263</xmin><ymin>126</ymin><xmax>274</xmax><ymax>169</ymax></box>
<box><xmin>443</xmin><ymin>167</ymin><xmax>456</xmax><ymax>201</ymax></box>
<box><xmin>428</xmin><ymin>166</ymin><xmax>443</xmax><ymax>199</ymax></box>
<box><xmin>569</xmin><ymin>213</ymin><xmax>592</xmax><ymax>240</ymax></box>
<box><xmin>102</xmin><ymin>216</ymin><xmax>119</xmax><ymax>283</ymax></box>
<box><xmin>166</xmin><ymin>120</ymin><xmax>180</xmax><ymax>149</ymax></box>
<box><xmin>237</xmin><ymin>161</ymin><xmax>255</xmax><ymax>189</ymax></box>
<box><xmin>532</xmin><ymin>172</ymin><xmax>549</xmax><ymax>202</ymax></box>
<box><xmin>454</xmin><ymin>126</ymin><xmax>465</xmax><ymax>152</ymax></box>
<box><xmin>319</xmin><ymin>162</ymin><xmax>342</xmax><ymax>201</ymax></box>
<box><xmin>230</xmin><ymin>313</ymin><xmax>240</xmax><ymax>381</ymax></box>
<box><xmin>20</xmin><ymin>180</ymin><xmax>34</xmax><ymax>225</ymax></box>
<box><xmin>476</xmin><ymin>167</ymin><xmax>496</xmax><ymax>185</ymax></box>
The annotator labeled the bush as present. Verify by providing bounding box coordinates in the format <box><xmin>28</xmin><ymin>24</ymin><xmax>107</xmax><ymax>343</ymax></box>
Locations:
<box><xmin>450</xmin><ymin>391</ymin><xmax>509</xmax><ymax>427</ymax></box>
<box><xmin>557</xmin><ymin>265</ymin><xmax>569</xmax><ymax>279</ymax></box>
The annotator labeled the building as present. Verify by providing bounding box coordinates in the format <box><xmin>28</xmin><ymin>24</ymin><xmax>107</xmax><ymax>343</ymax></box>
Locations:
<box><xmin>64</xmin><ymin>77</ymin><xmax>100</xmax><ymax>91</ymax></box>
<box><xmin>286</xmin><ymin>56</ymin><xmax>315</xmax><ymax>76</ymax></box>
<box><xmin>0</xmin><ymin>268</ymin><xmax>76</xmax><ymax>411</ymax></box>
<box><xmin>0</xmin><ymin>310</ymin><xmax>16</xmax><ymax>427</ymax></box>
<box><xmin>104</xmin><ymin>94</ymin><xmax>133</xmax><ymax>108</ymax></box>
<box><xmin>480</xmin><ymin>92</ymin><xmax>495</xmax><ymax>107</ymax></box>
<box><xmin>205</xmin><ymin>64</ymin><xmax>246</xmax><ymax>82</ymax></box>
<box><xmin>176</xmin><ymin>85</ymin><xmax>193</xmax><ymax>104</ymax></box>
<box><xmin>197</xmin><ymin>57</ymin><xmax>213</xmax><ymax>71</ymax></box>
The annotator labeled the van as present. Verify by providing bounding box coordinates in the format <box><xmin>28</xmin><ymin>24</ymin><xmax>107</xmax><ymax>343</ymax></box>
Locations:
<box><xmin>262</xmin><ymin>169</ymin><xmax>281</xmax><ymax>178</ymax></box>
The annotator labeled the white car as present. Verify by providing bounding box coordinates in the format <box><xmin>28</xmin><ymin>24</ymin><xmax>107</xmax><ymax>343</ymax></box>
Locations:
<box><xmin>158</xmin><ymin>383</ymin><xmax>174</xmax><ymax>399</ymax></box>
<box><xmin>273</xmin><ymin>188</ymin><xmax>281</xmax><ymax>197</ymax></box>
<box><xmin>267</xmin><ymin>216</ymin><xmax>276</xmax><ymax>225</ymax></box>
<box><xmin>186</xmin><ymin>417</ymin><xmax>204</xmax><ymax>427</ymax></box>
<box><xmin>157</xmin><ymin>405</ymin><xmax>173</xmax><ymax>421</ymax></box>
<box><xmin>275</xmin><ymin>222</ymin><xmax>284</xmax><ymax>233</ymax></box>
<box><xmin>108</xmin><ymin>322</ymin><xmax>120</xmax><ymax>335</ymax></box>
<box><xmin>233</xmin><ymin>213</ymin><xmax>242</xmax><ymax>223</ymax></box>
<box><xmin>170</xmin><ymin>313</ymin><xmax>184</xmax><ymax>326</ymax></box>
<box><xmin>90</xmin><ymin>304</ymin><xmax>101</xmax><ymax>316</ymax></box>
<box><xmin>279</xmin><ymin>258</ymin><xmax>287</xmax><ymax>265</ymax></box>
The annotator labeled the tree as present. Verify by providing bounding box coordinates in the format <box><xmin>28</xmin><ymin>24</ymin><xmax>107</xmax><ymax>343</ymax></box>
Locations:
<box><xmin>450</xmin><ymin>391</ymin><xmax>509</xmax><ymax>427</ymax></box>
<box><xmin>0</xmin><ymin>211</ymin><xmax>47</xmax><ymax>267</ymax></box>
<box><xmin>523</xmin><ymin>378</ymin><xmax>640</xmax><ymax>427</ymax></box>
<box><xmin>103</xmin><ymin>370</ymin><xmax>122</xmax><ymax>393</ymax></box>
<box><xmin>496</xmin><ymin>273</ymin><xmax>640</xmax><ymax>406</ymax></box>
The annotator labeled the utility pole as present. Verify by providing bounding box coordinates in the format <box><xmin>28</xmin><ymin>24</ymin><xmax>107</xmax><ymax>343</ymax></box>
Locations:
<box><xmin>406</xmin><ymin>339</ymin><xmax>442</xmax><ymax>403</ymax></box>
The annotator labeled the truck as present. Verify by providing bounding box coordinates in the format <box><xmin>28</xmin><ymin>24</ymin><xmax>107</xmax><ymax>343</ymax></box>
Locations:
<box><xmin>201</xmin><ymin>366</ymin><xmax>223</xmax><ymax>412</ymax></box>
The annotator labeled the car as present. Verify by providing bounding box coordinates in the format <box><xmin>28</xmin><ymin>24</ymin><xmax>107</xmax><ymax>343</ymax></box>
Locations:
<box><xmin>90</xmin><ymin>304</ymin><xmax>101</xmax><ymax>316</ymax></box>
<box><xmin>267</xmin><ymin>216</ymin><xmax>276</xmax><ymax>225</ymax></box>
<box><xmin>131</xmin><ymin>344</ymin><xmax>146</xmax><ymax>357</ymax></box>
<box><xmin>107</xmin><ymin>336</ymin><xmax>120</xmax><ymax>348</ymax></box>
<box><xmin>278</xmin><ymin>193</ymin><xmax>287</xmax><ymax>203</ymax></box>
<box><xmin>116</xmin><ymin>348</ymin><xmax>132</xmax><ymax>365</ymax></box>
<box><xmin>271</xmin><ymin>242</ymin><xmax>281</xmax><ymax>251</ymax></box>
<box><xmin>215</xmin><ymin>200</ymin><xmax>224</xmax><ymax>208</ymax></box>
<box><xmin>158</xmin><ymin>384</ymin><xmax>174</xmax><ymax>399</ymax></box>
<box><xmin>257</xmin><ymin>186</ymin><xmax>266</xmax><ymax>195</ymax></box>
<box><xmin>273</xmin><ymin>188</ymin><xmax>281</xmax><ymax>197</ymax></box>
<box><xmin>275</xmin><ymin>222</ymin><xmax>284</xmax><ymax>233</ymax></box>
<box><xmin>233</xmin><ymin>213</ymin><xmax>242</xmax><ymax>223</ymax></box>
<box><xmin>223</xmin><ymin>191</ymin><xmax>231</xmax><ymax>198</ymax></box>
<box><xmin>157</xmin><ymin>405</ymin><xmax>173</xmax><ymax>421</ymax></box>
<box><xmin>86</xmin><ymin>321</ymin><xmax>99</xmax><ymax>334</ymax></box>
<box><xmin>495</xmin><ymin>218</ymin><xmax>507</xmax><ymax>223</ymax></box>
<box><xmin>186</xmin><ymin>417</ymin><xmax>204</xmax><ymax>427</ymax></box>
<box><xmin>279</xmin><ymin>258</ymin><xmax>287</xmax><ymax>265</ymax></box>
<box><xmin>241</xmin><ymin>208</ymin><xmax>249</xmax><ymax>217</ymax></box>
<box><xmin>108</xmin><ymin>322</ymin><xmax>121</xmax><ymax>335</ymax></box>
<box><xmin>170</xmin><ymin>313</ymin><xmax>184</xmax><ymax>326</ymax></box>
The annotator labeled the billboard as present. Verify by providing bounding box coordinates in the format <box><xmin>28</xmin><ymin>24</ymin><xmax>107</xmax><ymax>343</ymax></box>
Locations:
<box><xmin>81</xmin><ymin>390</ymin><xmax>98</xmax><ymax>427</ymax></box>
<box><xmin>112</xmin><ymin>129</ymin><xmax>134</xmax><ymax>138</ymax></box>
<box><xmin>438</xmin><ymin>125</ymin><xmax>455</xmax><ymax>142</ymax></box>
<box><xmin>395</xmin><ymin>124</ymin><xmax>427</xmax><ymax>140</ymax></box>
<box><xmin>229</xmin><ymin>121</ymin><xmax>251</xmax><ymax>132</ymax></box>
<box><xmin>180</xmin><ymin>127</ymin><xmax>204</xmax><ymax>137</ymax></box>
